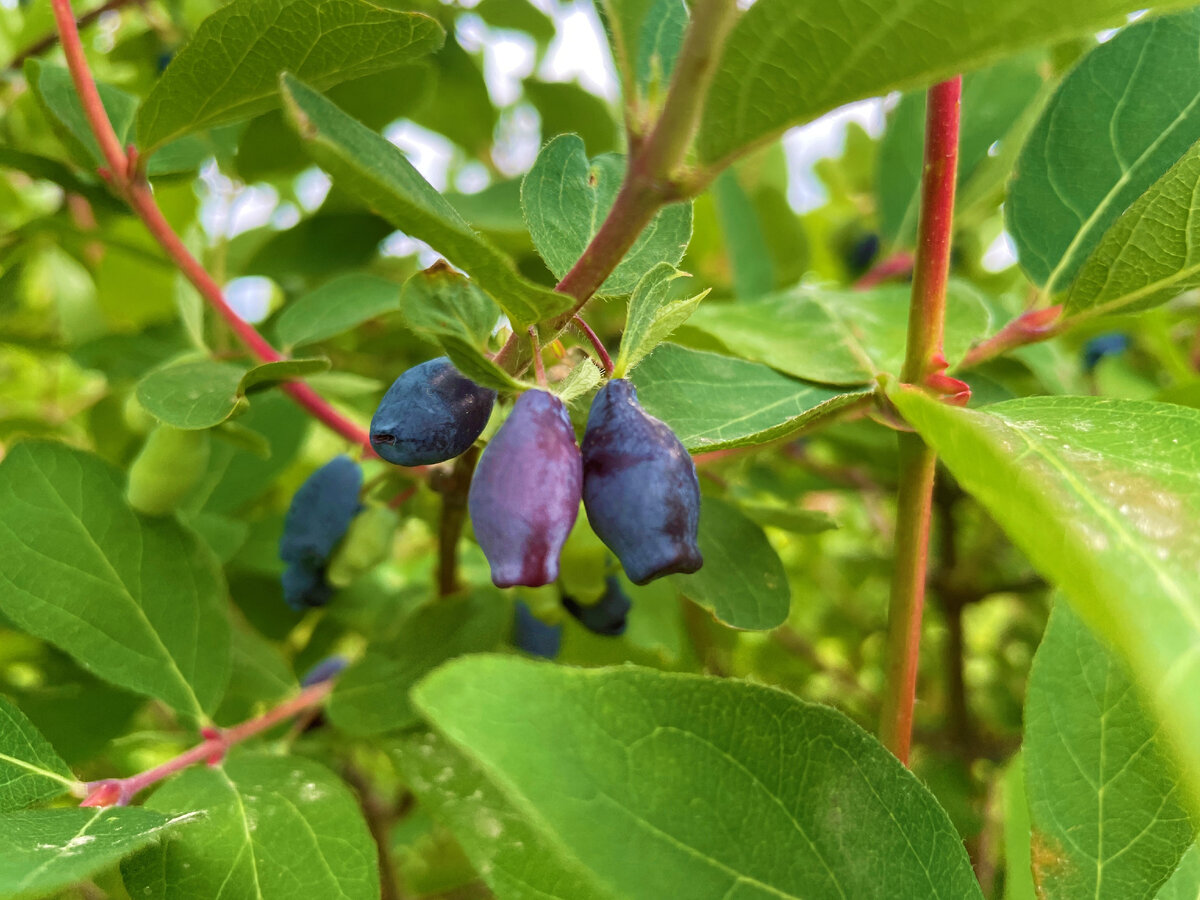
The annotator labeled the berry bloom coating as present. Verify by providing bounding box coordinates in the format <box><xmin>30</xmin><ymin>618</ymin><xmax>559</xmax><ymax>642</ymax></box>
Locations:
<box><xmin>279</xmin><ymin>455</ymin><xmax>363</xmax><ymax>570</ymax></box>
<box><xmin>563</xmin><ymin>576</ymin><xmax>631</xmax><ymax>636</ymax></box>
<box><xmin>469</xmin><ymin>390</ymin><xmax>582</xmax><ymax>588</ymax></box>
<box><xmin>370</xmin><ymin>357</ymin><xmax>496</xmax><ymax>466</ymax></box>
<box><xmin>126</xmin><ymin>425</ymin><xmax>211</xmax><ymax>517</ymax></box>
<box><xmin>581</xmin><ymin>378</ymin><xmax>702</xmax><ymax>584</ymax></box>
<box><xmin>513</xmin><ymin>602</ymin><xmax>562</xmax><ymax>659</ymax></box>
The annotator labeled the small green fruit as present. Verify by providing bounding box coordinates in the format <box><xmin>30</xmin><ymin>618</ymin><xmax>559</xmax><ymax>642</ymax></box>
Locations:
<box><xmin>126</xmin><ymin>426</ymin><xmax>211</xmax><ymax>516</ymax></box>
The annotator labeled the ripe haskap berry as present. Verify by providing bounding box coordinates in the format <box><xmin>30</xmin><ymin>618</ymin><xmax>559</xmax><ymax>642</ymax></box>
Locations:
<box><xmin>563</xmin><ymin>576</ymin><xmax>631</xmax><ymax>636</ymax></box>
<box><xmin>126</xmin><ymin>425</ymin><xmax>211</xmax><ymax>516</ymax></box>
<box><xmin>279</xmin><ymin>455</ymin><xmax>363</xmax><ymax>570</ymax></box>
<box><xmin>300</xmin><ymin>655</ymin><xmax>349</xmax><ymax>687</ymax></box>
<box><xmin>281</xmin><ymin>563</ymin><xmax>335</xmax><ymax>610</ymax></box>
<box><xmin>581</xmin><ymin>378</ymin><xmax>701</xmax><ymax>584</ymax></box>
<box><xmin>370</xmin><ymin>357</ymin><xmax>496</xmax><ymax>466</ymax></box>
<box><xmin>469</xmin><ymin>390</ymin><xmax>581</xmax><ymax>588</ymax></box>
<box><xmin>513</xmin><ymin>602</ymin><xmax>562</xmax><ymax>659</ymax></box>
<box><xmin>1082</xmin><ymin>332</ymin><xmax>1131</xmax><ymax>373</ymax></box>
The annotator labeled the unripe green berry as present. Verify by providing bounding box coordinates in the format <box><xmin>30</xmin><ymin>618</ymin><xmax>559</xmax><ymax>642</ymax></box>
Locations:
<box><xmin>126</xmin><ymin>426</ymin><xmax>211</xmax><ymax>516</ymax></box>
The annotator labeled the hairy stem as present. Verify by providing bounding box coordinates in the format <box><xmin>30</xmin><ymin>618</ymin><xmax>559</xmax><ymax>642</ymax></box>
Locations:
<box><xmin>50</xmin><ymin>0</ymin><xmax>374</xmax><ymax>453</ymax></box>
<box><xmin>80</xmin><ymin>681</ymin><xmax>334</xmax><ymax>807</ymax></box>
<box><xmin>880</xmin><ymin>77</ymin><xmax>962</xmax><ymax>766</ymax></box>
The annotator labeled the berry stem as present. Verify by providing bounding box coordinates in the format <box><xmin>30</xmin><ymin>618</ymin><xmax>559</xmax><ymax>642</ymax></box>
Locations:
<box><xmin>956</xmin><ymin>305</ymin><xmax>1065</xmax><ymax>371</ymax></box>
<box><xmin>572</xmin><ymin>315</ymin><xmax>615</xmax><ymax>377</ymax></box>
<box><xmin>79</xmin><ymin>680</ymin><xmax>335</xmax><ymax>807</ymax></box>
<box><xmin>50</xmin><ymin>0</ymin><xmax>373</xmax><ymax>454</ymax></box>
<box><xmin>879</xmin><ymin>77</ymin><xmax>962</xmax><ymax>766</ymax></box>
<box><xmin>528</xmin><ymin>326</ymin><xmax>548</xmax><ymax>389</ymax></box>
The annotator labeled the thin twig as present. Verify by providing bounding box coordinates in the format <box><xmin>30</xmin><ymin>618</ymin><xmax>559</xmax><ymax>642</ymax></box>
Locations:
<box><xmin>49</xmin><ymin>0</ymin><xmax>375</xmax><ymax>454</ymax></box>
<box><xmin>572</xmin><ymin>314</ymin><xmax>614</xmax><ymax>376</ymax></box>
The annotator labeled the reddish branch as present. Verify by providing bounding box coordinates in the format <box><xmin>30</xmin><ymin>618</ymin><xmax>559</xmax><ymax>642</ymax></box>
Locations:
<box><xmin>957</xmin><ymin>305</ymin><xmax>1064</xmax><ymax>371</ymax></box>
<box><xmin>879</xmin><ymin>77</ymin><xmax>963</xmax><ymax>766</ymax></box>
<box><xmin>853</xmin><ymin>251</ymin><xmax>915</xmax><ymax>290</ymax></box>
<box><xmin>572</xmin><ymin>314</ymin><xmax>614</xmax><ymax>376</ymax></box>
<box><xmin>50</xmin><ymin>0</ymin><xmax>374</xmax><ymax>454</ymax></box>
<box><xmin>80</xmin><ymin>681</ymin><xmax>334</xmax><ymax>807</ymax></box>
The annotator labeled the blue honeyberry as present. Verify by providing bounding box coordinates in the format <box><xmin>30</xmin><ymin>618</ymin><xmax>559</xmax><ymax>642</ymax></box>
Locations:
<box><xmin>282</xmin><ymin>563</ymin><xmax>335</xmax><ymax>610</ymax></box>
<box><xmin>279</xmin><ymin>455</ymin><xmax>363</xmax><ymax>570</ymax></box>
<box><xmin>512</xmin><ymin>602</ymin><xmax>562</xmax><ymax>659</ymax></box>
<box><xmin>1082</xmin><ymin>332</ymin><xmax>1131</xmax><ymax>373</ymax></box>
<box><xmin>300</xmin><ymin>655</ymin><xmax>350</xmax><ymax>687</ymax></box>
<box><xmin>370</xmin><ymin>357</ymin><xmax>496</xmax><ymax>466</ymax></box>
<box><xmin>581</xmin><ymin>378</ymin><xmax>702</xmax><ymax>584</ymax></box>
<box><xmin>562</xmin><ymin>576</ymin><xmax>631</xmax><ymax>636</ymax></box>
<box><xmin>468</xmin><ymin>389</ymin><xmax>582</xmax><ymax>588</ymax></box>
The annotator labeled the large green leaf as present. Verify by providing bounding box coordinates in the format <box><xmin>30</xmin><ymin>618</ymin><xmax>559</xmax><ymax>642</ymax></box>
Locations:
<box><xmin>686</xmin><ymin>283</ymin><xmax>991</xmax><ymax>385</ymax></box>
<box><xmin>1026</xmin><ymin>603</ymin><xmax>1194</xmax><ymax>900</ymax></box>
<box><xmin>136</xmin><ymin>0</ymin><xmax>444</xmax><ymax>153</ymax></box>
<box><xmin>522</xmin><ymin>135</ymin><xmax>692</xmax><ymax>295</ymax></box>
<box><xmin>1009</xmin><ymin>10</ymin><xmax>1200</xmax><ymax>295</ymax></box>
<box><xmin>406</xmin><ymin>657</ymin><xmax>984</xmax><ymax>899</ymax></box>
<box><xmin>328</xmin><ymin>590</ymin><xmax>509</xmax><ymax>736</ymax></box>
<box><xmin>891</xmin><ymin>388</ymin><xmax>1200</xmax><ymax>812</ymax></box>
<box><xmin>1068</xmin><ymin>137</ymin><xmax>1200</xmax><ymax>317</ymax></box>
<box><xmin>1156</xmin><ymin>845</ymin><xmax>1200</xmax><ymax>899</ymax></box>
<box><xmin>879</xmin><ymin>55</ymin><xmax>1044</xmax><ymax>248</ymax></box>
<box><xmin>631</xmin><ymin>343</ymin><xmax>867</xmax><ymax>451</ymax></box>
<box><xmin>0</xmin><ymin>808</ymin><xmax>200</xmax><ymax>898</ymax></box>
<box><xmin>280</xmin><ymin>74</ymin><xmax>570</xmax><ymax>328</ymax></box>
<box><xmin>0</xmin><ymin>697</ymin><xmax>76</xmax><ymax>813</ymax></box>
<box><xmin>696</xmin><ymin>0</ymin><xmax>1196</xmax><ymax>167</ymax></box>
<box><xmin>0</xmin><ymin>443</ymin><xmax>230</xmax><ymax>722</ymax></box>
<box><xmin>672</xmin><ymin>495</ymin><xmax>790</xmax><ymax>630</ymax></box>
<box><xmin>274</xmin><ymin>273</ymin><xmax>401</xmax><ymax>349</ymax></box>
<box><xmin>123</xmin><ymin>753</ymin><xmax>379</xmax><ymax>900</ymax></box>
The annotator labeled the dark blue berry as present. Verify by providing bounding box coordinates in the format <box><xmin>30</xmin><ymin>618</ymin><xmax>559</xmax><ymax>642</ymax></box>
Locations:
<box><xmin>562</xmin><ymin>576</ymin><xmax>630</xmax><ymax>636</ymax></box>
<box><xmin>370</xmin><ymin>357</ymin><xmax>496</xmax><ymax>466</ymax></box>
<box><xmin>512</xmin><ymin>602</ymin><xmax>562</xmax><ymax>658</ymax></box>
<box><xmin>581</xmin><ymin>379</ymin><xmax>701</xmax><ymax>584</ymax></box>
<box><xmin>282</xmin><ymin>563</ymin><xmax>335</xmax><ymax>610</ymax></box>
<box><xmin>1082</xmin><ymin>333</ymin><xmax>1131</xmax><ymax>373</ymax></box>
<box><xmin>279</xmin><ymin>455</ymin><xmax>363</xmax><ymax>570</ymax></box>
<box><xmin>300</xmin><ymin>655</ymin><xmax>349</xmax><ymax>686</ymax></box>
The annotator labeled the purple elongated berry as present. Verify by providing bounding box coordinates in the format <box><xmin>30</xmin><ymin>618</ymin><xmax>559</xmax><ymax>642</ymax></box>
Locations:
<box><xmin>279</xmin><ymin>455</ymin><xmax>363</xmax><ymax>570</ymax></box>
<box><xmin>581</xmin><ymin>379</ymin><xmax>701</xmax><ymax>584</ymax></box>
<box><xmin>468</xmin><ymin>389</ymin><xmax>581</xmax><ymax>588</ymax></box>
<box><xmin>562</xmin><ymin>575</ymin><xmax>630</xmax><ymax>636</ymax></box>
<box><xmin>370</xmin><ymin>357</ymin><xmax>496</xmax><ymax>466</ymax></box>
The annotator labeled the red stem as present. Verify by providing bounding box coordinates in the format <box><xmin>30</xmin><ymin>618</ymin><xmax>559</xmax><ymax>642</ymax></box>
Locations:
<box><xmin>80</xmin><ymin>681</ymin><xmax>334</xmax><ymax>807</ymax></box>
<box><xmin>572</xmin><ymin>314</ymin><xmax>614</xmax><ymax>376</ymax></box>
<box><xmin>957</xmin><ymin>305</ymin><xmax>1064</xmax><ymax>371</ymax></box>
<box><xmin>50</xmin><ymin>0</ymin><xmax>374</xmax><ymax>454</ymax></box>
<box><xmin>879</xmin><ymin>77</ymin><xmax>963</xmax><ymax>766</ymax></box>
<box><xmin>853</xmin><ymin>251</ymin><xmax>915</xmax><ymax>291</ymax></box>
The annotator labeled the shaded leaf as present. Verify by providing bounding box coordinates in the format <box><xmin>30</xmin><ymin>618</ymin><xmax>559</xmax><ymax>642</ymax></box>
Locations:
<box><xmin>280</xmin><ymin>74</ymin><xmax>570</xmax><ymax>328</ymax></box>
<box><xmin>275</xmin><ymin>273</ymin><xmax>401</xmax><ymax>349</ymax></box>
<box><xmin>1026</xmin><ymin>603</ymin><xmax>1193</xmax><ymax>900</ymax></box>
<box><xmin>631</xmin><ymin>343</ymin><xmax>868</xmax><ymax>451</ymax></box>
<box><xmin>522</xmin><ymin>135</ymin><xmax>692</xmax><ymax>294</ymax></box>
<box><xmin>0</xmin><ymin>697</ymin><xmax>75</xmax><ymax>814</ymax></box>
<box><xmin>137</xmin><ymin>0</ymin><xmax>444</xmax><ymax>153</ymax></box>
<box><xmin>407</xmin><ymin>657</ymin><xmax>984</xmax><ymax>899</ymax></box>
<box><xmin>1009</xmin><ymin>11</ymin><xmax>1200</xmax><ymax>294</ymax></box>
<box><xmin>0</xmin><ymin>443</ymin><xmax>230</xmax><ymax>722</ymax></box>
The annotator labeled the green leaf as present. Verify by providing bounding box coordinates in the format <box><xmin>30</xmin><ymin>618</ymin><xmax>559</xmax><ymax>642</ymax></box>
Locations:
<box><xmin>398</xmin><ymin>264</ymin><xmax>522</xmax><ymax>392</ymax></box>
<box><xmin>890</xmin><ymin>388</ymin><xmax>1200</xmax><ymax>813</ymax></box>
<box><xmin>1156</xmin><ymin>845</ymin><xmax>1200</xmax><ymax>899</ymax></box>
<box><xmin>407</xmin><ymin>657</ymin><xmax>984</xmax><ymax>899</ymax></box>
<box><xmin>1009</xmin><ymin>10</ymin><xmax>1200</xmax><ymax>295</ymax></box>
<box><xmin>553</xmin><ymin>358</ymin><xmax>603</xmax><ymax>405</ymax></box>
<box><xmin>475</xmin><ymin>0</ymin><xmax>556</xmax><ymax>46</ymax></box>
<box><xmin>212</xmin><ymin>624</ymin><xmax>298</xmax><ymax>726</ymax></box>
<box><xmin>631</xmin><ymin>343</ymin><xmax>869</xmax><ymax>451</ymax></box>
<box><xmin>614</xmin><ymin>262</ymin><xmax>707</xmax><ymax>376</ymax></box>
<box><xmin>136</xmin><ymin>357</ymin><xmax>329</xmax><ymax>429</ymax></box>
<box><xmin>880</xmin><ymin>55</ymin><xmax>1045</xmax><ymax>248</ymax></box>
<box><xmin>328</xmin><ymin>590</ymin><xmax>508</xmax><ymax>736</ymax></box>
<box><xmin>696</xmin><ymin>0</ymin><xmax>1197</xmax><ymax>167</ymax></box>
<box><xmin>521</xmin><ymin>135</ymin><xmax>693</xmax><ymax>295</ymax></box>
<box><xmin>136</xmin><ymin>0</ymin><xmax>444</xmax><ymax>154</ymax></box>
<box><xmin>672</xmin><ymin>495</ymin><xmax>790</xmax><ymax>630</ymax></box>
<box><xmin>0</xmin><ymin>147</ymin><xmax>124</xmax><ymax>213</ymax></box>
<box><xmin>635</xmin><ymin>0</ymin><xmax>687</xmax><ymax>100</ymax></box>
<box><xmin>1068</xmin><ymin>137</ymin><xmax>1200</xmax><ymax>318</ymax></box>
<box><xmin>0</xmin><ymin>443</ymin><xmax>230</xmax><ymax>722</ymax></box>
<box><xmin>1002</xmin><ymin>754</ymin><xmax>1038</xmax><ymax>900</ymax></box>
<box><xmin>687</xmin><ymin>282</ymin><xmax>991</xmax><ymax>385</ymax></box>
<box><xmin>0</xmin><ymin>696</ymin><xmax>76</xmax><ymax>813</ymax></box>
<box><xmin>280</xmin><ymin>74</ymin><xmax>570</xmax><ymax>328</ymax></box>
<box><xmin>524</xmin><ymin>79</ymin><xmax>619</xmax><ymax>154</ymax></box>
<box><xmin>1025</xmin><ymin>603</ymin><xmax>1194</xmax><ymax>900</ymax></box>
<box><xmin>123</xmin><ymin>753</ymin><xmax>379</xmax><ymax>900</ymax></box>
<box><xmin>712</xmin><ymin>168</ymin><xmax>775</xmax><ymax>299</ymax></box>
<box><xmin>275</xmin><ymin>273</ymin><xmax>400</xmax><ymax>349</ymax></box>
<box><xmin>0</xmin><ymin>808</ymin><xmax>200</xmax><ymax>899</ymax></box>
